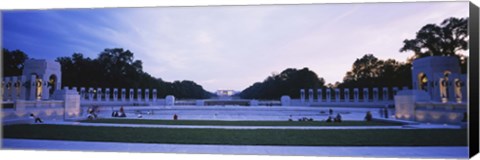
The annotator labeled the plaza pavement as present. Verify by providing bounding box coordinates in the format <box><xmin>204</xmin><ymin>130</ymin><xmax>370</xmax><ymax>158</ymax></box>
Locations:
<box><xmin>2</xmin><ymin>106</ymin><xmax>468</xmax><ymax>158</ymax></box>
<box><xmin>2</xmin><ymin>138</ymin><xmax>468</xmax><ymax>159</ymax></box>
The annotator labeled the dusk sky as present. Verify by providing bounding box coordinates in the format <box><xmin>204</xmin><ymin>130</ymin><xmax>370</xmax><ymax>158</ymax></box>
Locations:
<box><xmin>2</xmin><ymin>2</ymin><xmax>469</xmax><ymax>92</ymax></box>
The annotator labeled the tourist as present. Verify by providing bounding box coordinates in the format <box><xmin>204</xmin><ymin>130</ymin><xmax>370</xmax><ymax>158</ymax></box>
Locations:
<box><xmin>334</xmin><ymin>113</ymin><xmax>342</xmax><ymax>122</ymax></box>
<box><xmin>365</xmin><ymin>111</ymin><xmax>372</xmax><ymax>121</ymax></box>
<box><xmin>30</xmin><ymin>113</ymin><xmax>43</xmax><ymax>123</ymax></box>
<box><xmin>173</xmin><ymin>114</ymin><xmax>178</xmax><ymax>120</ymax></box>
<box><xmin>326</xmin><ymin>116</ymin><xmax>332</xmax><ymax>122</ymax></box>
<box><xmin>329</xmin><ymin>108</ymin><xmax>333</xmax><ymax>115</ymax></box>
<box><xmin>384</xmin><ymin>108</ymin><xmax>389</xmax><ymax>118</ymax></box>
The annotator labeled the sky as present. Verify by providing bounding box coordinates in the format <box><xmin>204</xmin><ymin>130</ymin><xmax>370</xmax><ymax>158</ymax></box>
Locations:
<box><xmin>1</xmin><ymin>1</ymin><xmax>469</xmax><ymax>92</ymax></box>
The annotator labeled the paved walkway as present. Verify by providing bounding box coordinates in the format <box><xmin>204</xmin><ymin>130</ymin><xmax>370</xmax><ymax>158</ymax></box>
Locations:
<box><xmin>39</xmin><ymin>120</ymin><xmax>463</xmax><ymax>130</ymax></box>
<box><xmin>2</xmin><ymin>138</ymin><xmax>468</xmax><ymax>158</ymax></box>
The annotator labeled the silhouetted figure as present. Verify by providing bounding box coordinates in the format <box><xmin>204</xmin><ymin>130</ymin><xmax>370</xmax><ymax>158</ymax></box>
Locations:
<box><xmin>334</xmin><ymin>113</ymin><xmax>342</xmax><ymax>122</ymax></box>
<box><xmin>329</xmin><ymin>108</ymin><xmax>333</xmax><ymax>115</ymax></box>
<box><xmin>30</xmin><ymin>113</ymin><xmax>43</xmax><ymax>123</ymax></box>
<box><xmin>326</xmin><ymin>116</ymin><xmax>333</xmax><ymax>122</ymax></box>
<box><xmin>384</xmin><ymin>108</ymin><xmax>389</xmax><ymax>118</ymax></box>
<box><xmin>173</xmin><ymin>114</ymin><xmax>178</xmax><ymax>120</ymax></box>
<box><xmin>365</xmin><ymin>111</ymin><xmax>372</xmax><ymax>121</ymax></box>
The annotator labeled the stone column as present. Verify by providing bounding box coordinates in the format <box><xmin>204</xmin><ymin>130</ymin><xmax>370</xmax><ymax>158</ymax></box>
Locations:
<box><xmin>308</xmin><ymin>89</ymin><xmax>313</xmax><ymax>103</ymax></box>
<box><xmin>354</xmin><ymin>88</ymin><xmax>359</xmax><ymax>102</ymax></box>
<box><xmin>105</xmin><ymin>88</ymin><xmax>110</xmax><ymax>101</ymax></box>
<box><xmin>344</xmin><ymin>88</ymin><xmax>349</xmax><ymax>102</ymax></box>
<box><xmin>121</xmin><ymin>88</ymin><xmax>126</xmax><ymax>101</ymax></box>
<box><xmin>145</xmin><ymin>89</ymin><xmax>150</xmax><ymax>102</ymax></box>
<box><xmin>300</xmin><ymin>89</ymin><xmax>305</xmax><ymax>103</ymax></box>
<box><xmin>383</xmin><ymin>87</ymin><xmax>389</xmax><ymax>101</ymax></box>
<box><xmin>137</xmin><ymin>88</ymin><xmax>142</xmax><ymax>101</ymax></box>
<box><xmin>41</xmin><ymin>76</ymin><xmax>49</xmax><ymax>100</ymax></box>
<box><xmin>281</xmin><ymin>95</ymin><xmax>291</xmax><ymax>106</ymax></box>
<box><xmin>326</xmin><ymin>88</ymin><xmax>331</xmax><ymax>102</ymax></box>
<box><xmin>97</xmin><ymin>88</ymin><xmax>103</xmax><ymax>101</ymax></box>
<box><xmin>335</xmin><ymin>88</ymin><xmax>340</xmax><ymax>102</ymax></box>
<box><xmin>5</xmin><ymin>78</ymin><xmax>12</xmax><ymax>101</ymax></box>
<box><xmin>373</xmin><ymin>88</ymin><xmax>379</xmax><ymax>102</ymax></box>
<box><xmin>1</xmin><ymin>78</ymin><xmax>5</xmax><ymax>101</ymax></box>
<box><xmin>11</xmin><ymin>77</ymin><xmax>18</xmax><ymax>101</ymax></box>
<box><xmin>113</xmin><ymin>88</ymin><xmax>118</xmax><ymax>101</ymax></box>
<box><xmin>317</xmin><ymin>89</ymin><xmax>322</xmax><ymax>102</ymax></box>
<box><xmin>88</xmin><ymin>88</ymin><xmax>94</xmax><ymax>101</ymax></box>
<box><xmin>152</xmin><ymin>89</ymin><xmax>157</xmax><ymax>102</ymax></box>
<box><xmin>29</xmin><ymin>75</ymin><xmax>37</xmax><ymax>100</ymax></box>
<box><xmin>129</xmin><ymin>89</ymin><xmax>134</xmax><ymax>101</ymax></box>
<box><xmin>363</xmin><ymin>88</ymin><xmax>369</xmax><ymax>102</ymax></box>
<box><xmin>19</xmin><ymin>76</ymin><xmax>26</xmax><ymax>100</ymax></box>
<box><xmin>166</xmin><ymin>95</ymin><xmax>175</xmax><ymax>106</ymax></box>
<box><xmin>80</xmin><ymin>87</ymin><xmax>86</xmax><ymax>100</ymax></box>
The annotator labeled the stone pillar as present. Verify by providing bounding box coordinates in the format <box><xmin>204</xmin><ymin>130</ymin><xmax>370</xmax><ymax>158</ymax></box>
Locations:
<box><xmin>326</xmin><ymin>88</ymin><xmax>331</xmax><ymax>102</ymax></box>
<box><xmin>121</xmin><ymin>88</ymin><xmax>126</xmax><ymax>101</ymax></box>
<box><xmin>80</xmin><ymin>87</ymin><xmax>86</xmax><ymax>100</ymax></box>
<box><xmin>29</xmin><ymin>75</ymin><xmax>37</xmax><ymax>100</ymax></box>
<box><xmin>344</xmin><ymin>88</ymin><xmax>349</xmax><ymax>102</ymax></box>
<box><xmin>166</xmin><ymin>95</ymin><xmax>175</xmax><ymax>106</ymax></box>
<box><xmin>41</xmin><ymin>76</ymin><xmax>49</xmax><ymax>100</ymax></box>
<box><xmin>145</xmin><ymin>89</ymin><xmax>150</xmax><ymax>102</ymax></box>
<box><xmin>152</xmin><ymin>89</ymin><xmax>157</xmax><ymax>102</ymax></box>
<box><xmin>19</xmin><ymin>76</ymin><xmax>27</xmax><ymax>100</ymax></box>
<box><xmin>129</xmin><ymin>89</ymin><xmax>134</xmax><ymax>101</ymax></box>
<box><xmin>354</xmin><ymin>88</ymin><xmax>359</xmax><ymax>102</ymax></box>
<box><xmin>300</xmin><ymin>89</ymin><xmax>305</xmax><ymax>103</ymax></box>
<box><xmin>308</xmin><ymin>89</ymin><xmax>313</xmax><ymax>103</ymax></box>
<box><xmin>281</xmin><ymin>95</ymin><xmax>291</xmax><ymax>106</ymax></box>
<box><xmin>334</xmin><ymin>88</ymin><xmax>340</xmax><ymax>102</ymax></box>
<box><xmin>1</xmin><ymin>78</ymin><xmax>5</xmax><ymax>101</ymax></box>
<box><xmin>373</xmin><ymin>88</ymin><xmax>379</xmax><ymax>102</ymax></box>
<box><xmin>317</xmin><ymin>89</ymin><xmax>322</xmax><ymax>102</ymax></box>
<box><xmin>88</xmin><ymin>88</ymin><xmax>94</xmax><ymax>101</ymax></box>
<box><xmin>105</xmin><ymin>88</ymin><xmax>111</xmax><ymax>101</ymax></box>
<box><xmin>383</xmin><ymin>87</ymin><xmax>389</xmax><ymax>101</ymax></box>
<box><xmin>5</xmin><ymin>78</ymin><xmax>12</xmax><ymax>101</ymax></box>
<box><xmin>11</xmin><ymin>77</ymin><xmax>18</xmax><ymax>101</ymax></box>
<box><xmin>363</xmin><ymin>88</ymin><xmax>369</xmax><ymax>102</ymax></box>
<box><xmin>113</xmin><ymin>88</ymin><xmax>118</xmax><ymax>101</ymax></box>
<box><xmin>137</xmin><ymin>88</ymin><xmax>142</xmax><ymax>101</ymax></box>
<box><xmin>97</xmin><ymin>87</ymin><xmax>102</xmax><ymax>101</ymax></box>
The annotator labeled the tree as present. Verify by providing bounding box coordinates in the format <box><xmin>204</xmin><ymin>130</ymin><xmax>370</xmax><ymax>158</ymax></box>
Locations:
<box><xmin>339</xmin><ymin>54</ymin><xmax>411</xmax><ymax>89</ymax></box>
<box><xmin>2</xmin><ymin>48</ymin><xmax>29</xmax><ymax>77</ymax></box>
<box><xmin>55</xmin><ymin>48</ymin><xmax>213</xmax><ymax>99</ymax></box>
<box><xmin>240</xmin><ymin>67</ymin><xmax>325</xmax><ymax>99</ymax></box>
<box><xmin>400</xmin><ymin>17</ymin><xmax>468</xmax><ymax>58</ymax></box>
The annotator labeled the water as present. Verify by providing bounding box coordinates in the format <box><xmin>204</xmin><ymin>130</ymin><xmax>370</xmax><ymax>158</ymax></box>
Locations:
<box><xmin>90</xmin><ymin>105</ymin><xmax>396</xmax><ymax>121</ymax></box>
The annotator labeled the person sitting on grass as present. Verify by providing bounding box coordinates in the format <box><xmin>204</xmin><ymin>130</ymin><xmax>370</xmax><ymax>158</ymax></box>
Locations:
<box><xmin>30</xmin><ymin>113</ymin><xmax>43</xmax><ymax>123</ymax></box>
<box><xmin>365</xmin><ymin>111</ymin><xmax>373</xmax><ymax>121</ymax></box>
<box><xmin>334</xmin><ymin>113</ymin><xmax>342</xmax><ymax>122</ymax></box>
<box><xmin>326</xmin><ymin>116</ymin><xmax>333</xmax><ymax>122</ymax></box>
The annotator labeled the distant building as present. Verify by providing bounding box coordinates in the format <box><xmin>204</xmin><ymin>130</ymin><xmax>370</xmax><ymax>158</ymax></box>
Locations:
<box><xmin>216</xmin><ymin>90</ymin><xmax>236</xmax><ymax>97</ymax></box>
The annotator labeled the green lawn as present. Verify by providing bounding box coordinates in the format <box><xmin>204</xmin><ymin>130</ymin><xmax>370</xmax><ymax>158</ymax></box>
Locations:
<box><xmin>79</xmin><ymin>119</ymin><xmax>403</xmax><ymax>126</ymax></box>
<box><xmin>3</xmin><ymin>124</ymin><xmax>467</xmax><ymax>146</ymax></box>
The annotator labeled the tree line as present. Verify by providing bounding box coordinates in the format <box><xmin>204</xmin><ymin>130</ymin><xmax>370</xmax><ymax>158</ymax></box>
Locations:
<box><xmin>2</xmin><ymin>48</ymin><xmax>213</xmax><ymax>99</ymax></box>
<box><xmin>239</xmin><ymin>17</ymin><xmax>468</xmax><ymax>100</ymax></box>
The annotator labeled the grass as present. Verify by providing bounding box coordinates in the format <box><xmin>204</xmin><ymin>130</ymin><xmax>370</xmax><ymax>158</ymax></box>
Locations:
<box><xmin>79</xmin><ymin>119</ymin><xmax>403</xmax><ymax>126</ymax></box>
<box><xmin>3</xmin><ymin>124</ymin><xmax>467</xmax><ymax>146</ymax></box>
